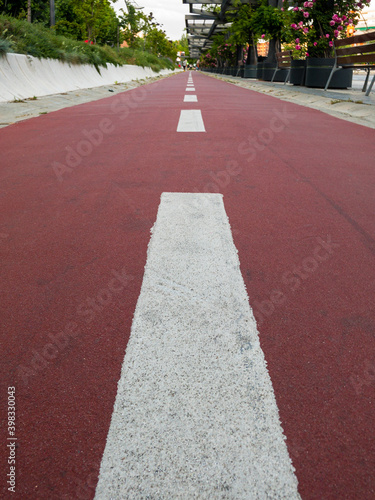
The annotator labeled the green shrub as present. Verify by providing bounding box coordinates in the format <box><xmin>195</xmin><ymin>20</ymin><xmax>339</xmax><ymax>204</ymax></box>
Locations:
<box><xmin>0</xmin><ymin>37</ymin><xmax>13</xmax><ymax>55</ymax></box>
<box><xmin>0</xmin><ymin>14</ymin><xmax>174</xmax><ymax>71</ymax></box>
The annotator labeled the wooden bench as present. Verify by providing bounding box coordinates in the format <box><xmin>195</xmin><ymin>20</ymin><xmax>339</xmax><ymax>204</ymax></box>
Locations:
<box><xmin>325</xmin><ymin>31</ymin><xmax>375</xmax><ymax>95</ymax></box>
<box><xmin>271</xmin><ymin>50</ymin><xmax>293</xmax><ymax>84</ymax></box>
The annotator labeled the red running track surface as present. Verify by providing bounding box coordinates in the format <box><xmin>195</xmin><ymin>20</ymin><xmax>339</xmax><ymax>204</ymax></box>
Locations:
<box><xmin>0</xmin><ymin>71</ymin><xmax>374</xmax><ymax>499</ymax></box>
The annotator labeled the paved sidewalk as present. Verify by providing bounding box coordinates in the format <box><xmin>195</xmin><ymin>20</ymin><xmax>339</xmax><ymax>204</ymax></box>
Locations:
<box><xmin>209</xmin><ymin>73</ymin><xmax>375</xmax><ymax>129</ymax></box>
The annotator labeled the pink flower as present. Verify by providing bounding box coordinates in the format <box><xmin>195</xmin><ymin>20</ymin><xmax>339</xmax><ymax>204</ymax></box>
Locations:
<box><xmin>334</xmin><ymin>30</ymin><xmax>339</xmax><ymax>37</ymax></box>
<box><xmin>306</xmin><ymin>52</ymin><xmax>309</xmax><ymax>56</ymax></box>
<box><xmin>291</xmin><ymin>23</ymin><xmax>298</xmax><ymax>29</ymax></box>
<box><xmin>303</xmin><ymin>27</ymin><xmax>309</xmax><ymax>33</ymax></box>
<box><xmin>261</xmin><ymin>34</ymin><xmax>265</xmax><ymax>38</ymax></box>
<box><xmin>329</xmin><ymin>41</ymin><xmax>333</xmax><ymax>47</ymax></box>
<box><xmin>330</xmin><ymin>20</ymin><xmax>335</xmax><ymax>26</ymax></box>
<box><xmin>293</xmin><ymin>6</ymin><xmax>299</xmax><ymax>11</ymax></box>
<box><xmin>338</xmin><ymin>26</ymin><xmax>343</xmax><ymax>31</ymax></box>
<box><xmin>295</xmin><ymin>38</ymin><xmax>300</xmax><ymax>43</ymax></box>
<box><xmin>296</xmin><ymin>45</ymin><xmax>301</xmax><ymax>50</ymax></box>
<box><xmin>314</xmin><ymin>42</ymin><xmax>318</xmax><ymax>46</ymax></box>
<box><xmin>326</xmin><ymin>34</ymin><xmax>330</xmax><ymax>38</ymax></box>
<box><xmin>303</xmin><ymin>11</ymin><xmax>309</xmax><ymax>18</ymax></box>
<box><xmin>304</xmin><ymin>1</ymin><xmax>309</xmax><ymax>6</ymax></box>
<box><xmin>308</xmin><ymin>2</ymin><xmax>314</xmax><ymax>6</ymax></box>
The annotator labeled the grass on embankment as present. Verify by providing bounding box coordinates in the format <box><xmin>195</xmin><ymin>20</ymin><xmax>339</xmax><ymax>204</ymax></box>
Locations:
<box><xmin>0</xmin><ymin>15</ymin><xmax>174</xmax><ymax>72</ymax></box>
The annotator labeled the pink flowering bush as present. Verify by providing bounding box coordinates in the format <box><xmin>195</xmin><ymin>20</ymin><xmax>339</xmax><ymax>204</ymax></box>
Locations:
<box><xmin>288</xmin><ymin>0</ymin><xmax>370</xmax><ymax>57</ymax></box>
<box><xmin>199</xmin><ymin>52</ymin><xmax>217</xmax><ymax>69</ymax></box>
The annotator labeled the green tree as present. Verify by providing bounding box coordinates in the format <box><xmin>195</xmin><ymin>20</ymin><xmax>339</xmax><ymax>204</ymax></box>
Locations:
<box><xmin>0</xmin><ymin>0</ymin><xmax>49</xmax><ymax>23</ymax></box>
<box><xmin>174</xmin><ymin>33</ymin><xmax>189</xmax><ymax>56</ymax></box>
<box><xmin>145</xmin><ymin>27</ymin><xmax>176</xmax><ymax>58</ymax></box>
<box><xmin>54</xmin><ymin>0</ymin><xmax>82</xmax><ymax>39</ymax></box>
<box><xmin>72</xmin><ymin>0</ymin><xmax>118</xmax><ymax>43</ymax></box>
<box><xmin>118</xmin><ymin>3</ymin><xmax>149</xmax><ymax>47</ymax></box>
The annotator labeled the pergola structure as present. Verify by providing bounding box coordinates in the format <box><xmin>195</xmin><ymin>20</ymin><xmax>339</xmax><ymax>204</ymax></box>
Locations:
<box><xmin>183</xmin><ymin>0</ymin><xmax>251</xmax><ymax>59</ymax></box>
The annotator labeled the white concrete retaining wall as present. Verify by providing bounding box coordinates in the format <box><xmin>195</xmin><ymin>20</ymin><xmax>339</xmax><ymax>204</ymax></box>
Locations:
<box><xmin>0</xmin><ymin>53</ymin><xmax>175</xmax><ymax>102</ymax></box>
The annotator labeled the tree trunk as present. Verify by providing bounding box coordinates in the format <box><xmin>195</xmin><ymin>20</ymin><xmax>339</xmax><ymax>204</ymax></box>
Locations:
<box><xmin>246</xmin><ymin>33</ymin><xmax>257</xmax><ymax>65</ymax></box>
<box><xmin>27</xmin><ymin>0</ymin><xmax>31</xmax><ymax>22</ymax></box>
<box><xmin>50</xmin><ymin>0</ymin><xmax>55</xmax><ymax>27</ymax></box>
<box><xmin>236</xmin><ymin>44</ymin><xmax>243</xmax><ymax>65</ymax></box>
<box><xmin>265</xmin><ymin>0</ymin><xmax>281</xmax><ymax>63</ymax></box>
<box><xmin>266</xmin><ymin>38</ymin><xmax>280</xmax><ymax>63</ymax></box>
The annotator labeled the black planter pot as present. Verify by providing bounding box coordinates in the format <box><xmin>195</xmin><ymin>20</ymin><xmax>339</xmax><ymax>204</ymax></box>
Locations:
<box><xmin>244</xmin><ymin>64</ymin><xmax>257</xmax><ymax>78</ymax></box>
<box><xmin>305</xmin><ymin>57</ymin><xmax>352</xmax><ymax>88</ymax></box>
<box><xmin>290</xmin><ymin>60</ymin><xmax>306</xmax><ymax>86</ymax></box>
<box><xmin>256</xmin><ymin>62</ymin><xmax>264</xmax><ymax>79</ymax></box>
<box><xmin>272</xmin><ymin>68</ymin><xmax>289</xmax><ymax>82</ymax></box>
<box><xmin>262</xmin><ymin>62</ymin><xmax>277</xmax><ymax>81</ymax></box>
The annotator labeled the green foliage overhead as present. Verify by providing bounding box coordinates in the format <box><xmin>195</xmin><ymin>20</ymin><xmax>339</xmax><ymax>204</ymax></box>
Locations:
<box><xmin>250</xmin><ymin>0</ymin><xmax>288</xmax><ymax>40</ymax></box>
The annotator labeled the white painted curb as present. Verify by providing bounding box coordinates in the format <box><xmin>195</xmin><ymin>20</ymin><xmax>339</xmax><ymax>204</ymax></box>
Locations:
<box><xmin>0</xmin><ymin>53</ymin><xmax>175</xmax><ymax>102</ymax></box>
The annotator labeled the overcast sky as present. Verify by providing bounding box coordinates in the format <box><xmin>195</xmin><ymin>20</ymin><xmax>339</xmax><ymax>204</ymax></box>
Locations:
<box><xmin>113</xmin><ymin>0</ymin><xmax>189</xmax><ymax>41</ymax></box>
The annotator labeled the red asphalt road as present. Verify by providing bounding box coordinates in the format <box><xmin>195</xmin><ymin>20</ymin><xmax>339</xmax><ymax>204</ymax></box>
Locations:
<box><xmin>1</xmin><ymin>71</ymin><xmax>374</xmax><ymax>499</ymax></box>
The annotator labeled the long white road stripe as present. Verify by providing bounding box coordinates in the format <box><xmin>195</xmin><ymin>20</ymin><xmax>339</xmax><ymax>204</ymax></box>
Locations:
<box><xmin>184</xmin><ymin>95</ymin><xmax>198</xmax><ymax>102</ymax></box>
<box><xmin>177</xmin><ymin>110</ymin><xmax>205</xmax><ymax>132</ymax></box>
<box><xmin>95</xmin><ymin>193</ymin><xmax>300</xmax><ymax>499</ymax></box>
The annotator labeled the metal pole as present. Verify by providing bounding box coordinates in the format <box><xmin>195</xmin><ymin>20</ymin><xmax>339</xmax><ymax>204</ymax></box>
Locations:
<box><xmin>50</xmin><ymin>0</ymin><xmax>55</xmax><ymax>27</ymax></box>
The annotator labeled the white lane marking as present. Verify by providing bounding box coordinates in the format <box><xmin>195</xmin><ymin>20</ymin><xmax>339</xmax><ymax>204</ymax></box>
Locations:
<box><xmin>95</xmin><ymin>193</ymin><xmax>301</xmax><ymax>500</ymax></box>
<box><xmin>185</xmin><ymin>87</ymin><xmax>196</xmax><ymax>91</ymax></box>
<box><xmin>177</xmin><ymin>110</ymin><xmax>205</xmax><ymax>132</ymax></box>
<box><xmin>184</xmin><ymin>95</ymin><xmax>198</xmax><ymax>102</ymax></box>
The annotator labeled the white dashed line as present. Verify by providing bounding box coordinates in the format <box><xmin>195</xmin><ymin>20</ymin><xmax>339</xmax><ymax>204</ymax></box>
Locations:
<box><xmin>184</xmin><ymin>95</ymin><xmax>198</xmax><ymax>102</ymax></box>
<box><xmin>95</xmin><ymin>193</ymin><xmax>301</xmax><ymax>500</ymax></box>
<box><xmin>177</xmin><ymin>110</ymin><xmax>205</xmax><ymax>132</ymax></box>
